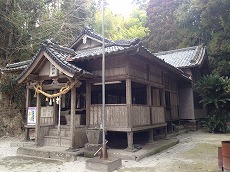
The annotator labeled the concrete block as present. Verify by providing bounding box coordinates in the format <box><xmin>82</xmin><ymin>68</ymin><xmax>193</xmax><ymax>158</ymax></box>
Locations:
<box><xmin>86</xmin><ymin>156</ymin><xmax>122</xmax><ymax>172</ymax></box>
<box><xmin>85</xmin><ymin>143</ymin><xmax>101</xmax><ymax>151</ymax></box>
<box><xmin>86</xmin><ymin>129</ymin><xmax>102</xmax><ymax>144</ymax></box>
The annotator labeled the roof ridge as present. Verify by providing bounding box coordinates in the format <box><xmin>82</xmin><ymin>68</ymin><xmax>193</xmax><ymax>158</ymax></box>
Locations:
<box><xmin>42</xmin><ymin>39</ymin><xmax>75</xmax><ymax>55</ymax></box>
<box><xmin>155</xmin><ymin>46</ymin><xmax>199</xmax><ymax>55</ymax></box>
<box><xmin>6</xmin><ymin>60</ymin><xmax>32</xmax><ymax>68</ymax></box>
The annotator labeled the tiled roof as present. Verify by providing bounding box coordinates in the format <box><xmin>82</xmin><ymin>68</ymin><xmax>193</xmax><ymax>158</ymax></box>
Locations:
<box><xmin>1</xmin><ymin>60</ymin><xmax>32</xmax><ymax>72</ymax></box>
<box><xmin>68</xmin><ymin>27</ymin><xmax>114</xmax><ymax>48</ymax></box>
<box><xmin>114</xmin><ymin>38</ymin><xmax>140</xmax><ymax>46</ymax></box>
<box><xmin>154</xmin><ymin>45</ymin><xmax>206</xmax><ymax>68</ymax></box>
<box><xmin>70</xmin><ymin>43</ymin><xmax>139</xmax><ymax>61</ymax></box>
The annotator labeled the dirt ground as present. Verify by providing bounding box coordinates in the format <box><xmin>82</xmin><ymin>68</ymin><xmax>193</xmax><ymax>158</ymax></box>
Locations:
<box><xmin>0</xmin><ymin>129</ymin><xmax>229</xmax><ymax>172</ymax></box>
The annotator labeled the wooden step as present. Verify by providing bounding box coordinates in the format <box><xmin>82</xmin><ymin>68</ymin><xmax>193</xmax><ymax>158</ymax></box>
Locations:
<box><xmin>43</xmin><ymin>136</ymin><xmax>70</xmax><ymax>147</ymax></box>
<box><xmin>53</xmin><ymin>125</ymin><xmax>70</xmax><ymax>129</ymax></box>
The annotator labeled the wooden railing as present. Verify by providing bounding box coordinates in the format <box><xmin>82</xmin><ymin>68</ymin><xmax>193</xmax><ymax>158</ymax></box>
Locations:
<box><xmin>151</xmin><ymin>106</ymin><xmax>165</xmax><ymax>124</ymax></box>
<box><xmin>90</xmin><ymin>105</ymin><xmax>165</xmax><ymax>129</ymax></box>
<box><xmin>131</xmin><ymin>105</ymin><xmax>151</xmax><ymax>127</ymax></box>
<box><xmin>89</xmin><ymin>105</ymin><xmax>128</xmax><ymax>128</ymax></box>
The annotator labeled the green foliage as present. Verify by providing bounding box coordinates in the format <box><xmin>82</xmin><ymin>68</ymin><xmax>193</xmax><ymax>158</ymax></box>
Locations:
<box><xmin>0</xmin><ymin>0</ymin><xmax>96</xmax><ymax>65</ymax></box>
<box><xmin>195</xmin><ymin>75</ymin><xmax>230</xmax><ymax>109</ymax></box>
<box><xmin>93</xmin><ymin>8</ymin><xmax>149</xmax><ymax>40</ymax></box>
<box><xmin>144</xmin><ymin>0</ymin><xmax>183</xmax><ymax>52</ymax></box>
<box><xmin>202</xmin><ymin>110</ymin><xmax>229</xmax><ymax>133</ymax></box>
<box><xmin>195</xmin><ymin>75</ymin><xmax>230</xmax><ymax>133</ymax></box>
<box><xmin>0</xmin><ymin>77</ymin><xmax>25</xmax><ymax>109</ymax></box>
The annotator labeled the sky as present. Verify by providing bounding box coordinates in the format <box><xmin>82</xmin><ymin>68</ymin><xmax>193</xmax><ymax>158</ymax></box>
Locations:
<box><xmin>106</xmin><ymin>0</ymin><xmax>134</xmax><ymax>17</ymax></box>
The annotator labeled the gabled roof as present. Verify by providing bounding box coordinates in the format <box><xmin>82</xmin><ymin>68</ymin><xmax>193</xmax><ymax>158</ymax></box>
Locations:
<box><xmin>154</xmin><ymin>45</ymin><xmax>206</xmax><ymax>68</ymax></box>
<box><xmin>17</xmin><ymin>40</ymin><xmax>94</xmax><ymax>83</ymax></box>
<box><xmin>68</xmin><ymin>27</ymin><xmax>114</xmax><ymax>48</ymax></box>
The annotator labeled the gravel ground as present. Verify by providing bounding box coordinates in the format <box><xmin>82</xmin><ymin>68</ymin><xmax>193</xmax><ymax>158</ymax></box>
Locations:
<box><xmin>0</xmin><ymin>130</ymin><xmax>229</xmax><ymax>172</ymax></box>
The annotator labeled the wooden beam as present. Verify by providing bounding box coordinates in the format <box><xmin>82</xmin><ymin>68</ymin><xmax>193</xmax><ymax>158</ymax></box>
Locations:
<box><xmin>35</xmin><ymin>93</ymin><xmax>41</xmax><ymax>146</ymax></box>
<box><xmin>27</xmin><ymin>83</ymin><xmax>67</xmax><ymax>90</ymax></box>
<box><xmin>69</xmin><ymin>86</ymin><xmax>76</xmax><ymax>149</ymax></box>
<box><xmin>27</xmin><ymin>74</ymin><xmax>39</xmax><ymax>80</ymax></box>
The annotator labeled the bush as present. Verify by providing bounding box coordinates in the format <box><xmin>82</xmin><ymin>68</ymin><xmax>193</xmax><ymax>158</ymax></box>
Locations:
<box><xmin>195</xmin><ymin>75</ymin><xmax>230</xmax><ymax>133</ymax></box>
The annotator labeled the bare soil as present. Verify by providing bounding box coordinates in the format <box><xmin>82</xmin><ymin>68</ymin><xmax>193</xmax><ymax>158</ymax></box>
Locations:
<box><xmin>0</xmin><ymin>129</ymin><xmax>229</xmax><ymax>172</ymax></box>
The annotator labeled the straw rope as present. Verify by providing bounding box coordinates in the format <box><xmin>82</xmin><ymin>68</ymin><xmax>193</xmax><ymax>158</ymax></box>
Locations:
<box><xmin>34</xmin><ymin>80</ymin><xmax>78</xmax><ymax>99</ymax></box>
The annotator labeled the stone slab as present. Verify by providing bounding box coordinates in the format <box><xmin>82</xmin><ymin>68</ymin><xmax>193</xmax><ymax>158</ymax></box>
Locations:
<box><xmin>108</xmin><ymin>138</ymin><xmax>179</xmax><ymax>161</ymax></box>
<box><xmin>10</xmin><ymin>141</ymin><xmax>35</xmax><ymax>147</ymax></box>
<box><xmin>17</xmin><ymin>146</ymin><xmax>84</xmax><ymax>162</ymax></box>
<box><xmin>86</xmin><ymin>156</ymin><xmax>121</xmax><ymax>172</ymax></box>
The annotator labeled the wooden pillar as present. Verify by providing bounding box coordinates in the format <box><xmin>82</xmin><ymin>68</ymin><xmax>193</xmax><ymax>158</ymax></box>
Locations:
<box><xmin>162</xmin><ymin>88</ymin><xmax>166</xmax><ymax>122</ymax></box>
<box><xmin>35</xmin><ymin>93</ymin><xmax>41</xmax><ymax>146</ymax></box>
<box><xmin>148</xmin><ymin>128</ymin><xmax>154</xmax><ymax>143</ymax></box>
<box><xmin>53</xmin><ymin>97</ymin><xmax>57</xmax><ymax>125</ymax></box>
<box><xmin>127</xmin><ymin>131</ymin><xmax>134</xmax><ymax>150</ymax></box>
<box><xmin>147</xmin><ymin>84</ymin><xmax>152</xmax><ymax>124</ymax></box>
<box><xmin>126</xmin><ymin>78</ymin><xmax>134</xmax><ymax>150</ymax></box>
<box><xmin>86</xmin><ymin>82</ymin><xmax>91</xmax><ymax>127</ymax></box>
<box><xmin>126</xmin><ymin>78</ymin><xmax>132</xmax><ymax>127</ymax></box>
<box><xmin>70</xmin><ymin>86</ymin><xmax>76</xmax><ymax>149</ymax></box>
<box><xmin>25</xmin><ymin>88</ymin><xmax>31</xmax><ymax>141</ymax></box>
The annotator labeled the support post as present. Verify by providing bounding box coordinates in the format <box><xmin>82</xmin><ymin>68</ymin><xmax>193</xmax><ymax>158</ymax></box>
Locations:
<box><xmin>86</xmin><ymin>82</ymin><xmax>91</xmax><ymax>127</ymax></box>
<box><xmin>147</xmin><ymin>84</ymin><xmax>152</xmax><ymax>124</ymax></box>
<box><xmin>148</xmin><ymin>128</ymin><xmax>154</xmax><ymax>143</ymax></box>
<box><xmin>25</xmin><ymin>88</ymin><xmax>31</xmax><ymax>141</ymax></box>
<box><xmin>35</xmin><ymin>93</ymin><xmax>41</xmax><ymax>146</ymax></box>
<box><xmin>126</xmin><ymin>78</ymin><xmax>132</xmax><ymax>127</ymax></box>
<box><xmin>127</xmin><ymin>132</ymin><xmax>134</xmax><ymax>150</ymax></box>
<box><xmin>70</xmin><ymin>86</ymin><xmax>76</xmax><ymax>149</ymax></box>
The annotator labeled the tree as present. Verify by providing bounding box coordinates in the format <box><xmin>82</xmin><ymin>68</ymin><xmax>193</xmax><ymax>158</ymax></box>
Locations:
<box><xmin>144</xmin><ymin>0</ymin><xmax>183</xmax><ymax>52</ymax></box>
<box><xmin>94</xmin><ymin>8</ymin><xmax>149</xmax><ymax>40</ymax></box>
<box><xmin>145</xmin><ymin>0</ymin><xmax>230</xmax><ymax>76</ymax></box>
<box><xmin>0</xmin><ymin>0</ymin><xmax>96</xmax><ymax>65</ymax></box>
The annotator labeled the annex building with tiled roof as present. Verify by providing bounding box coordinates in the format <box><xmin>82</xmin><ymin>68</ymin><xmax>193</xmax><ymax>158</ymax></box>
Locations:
<box><xmin>1</xmin><ymin>27</ymin><xmax>210</xmax><ymax>150</ymax></box>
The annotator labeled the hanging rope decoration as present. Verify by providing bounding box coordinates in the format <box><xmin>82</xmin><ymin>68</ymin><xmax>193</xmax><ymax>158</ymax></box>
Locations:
<box><xmin>33</xmin><ymin>80</ymin><xmax>79</xmax><ymax>102</ymax></box>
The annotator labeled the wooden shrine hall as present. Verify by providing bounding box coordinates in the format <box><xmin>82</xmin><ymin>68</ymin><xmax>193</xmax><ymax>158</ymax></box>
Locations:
<box><xmin>17</xmin><ymin>27</ymin><xmax>195</xmax><ymax>150</ymax></box>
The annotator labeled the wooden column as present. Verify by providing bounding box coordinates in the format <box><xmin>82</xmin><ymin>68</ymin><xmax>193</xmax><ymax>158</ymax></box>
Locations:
<box><xmin>148</xmin><ymin>128</ymin><xmax>154</xmax><ymax>143</ymax></box>
<box><xmin>70</xmin><ymin>86</ymin><xmax>76</xmax><ymax>149</ymax></box>
<box><xmin>35</xmin><ymin>93</ymin><xmax>41</xmax><ymax>146</ymax></box>
<box><xmin>126</xmin><ymin>78</ymin><xmax>132</xmax><ymax>127</ymax></box>
<box><xmin>147</xmin><ymin>84</ymin><xmax>152</xmax><ymax>124</ymax></box>
<box><xmin>162</xmin><ymin>88</ymin><xmax>166</xmax><ymax>122</ymax></box>
<box><xmin>86</xmin><ymin>82</ymin><xmax>91</xmax><ymax>127</ymax></box>
<box><xmin>127</xmin><ymin>132</ymin><xmax>134</xmax><ymax>150</ymax></box>
<box><xmin>53</xmin><ymin>96</ymin><xmax>57</xmax><ymax>125</ymax></box>
<box><xmin>126</xmin><ymin>78</ymin><xmax>134</xmax><ymax>150</ymax></box>
<box><xmin>25</xmin><ymin>88</ymin><xmax>31</xmax><ymax>141</ymax></box>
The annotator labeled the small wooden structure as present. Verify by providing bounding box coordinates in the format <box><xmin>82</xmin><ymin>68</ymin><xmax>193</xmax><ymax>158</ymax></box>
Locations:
<box><xmin>17</xmin><ymin>28</ymin><xmax>193</xmax><ymax>149</ymax></box>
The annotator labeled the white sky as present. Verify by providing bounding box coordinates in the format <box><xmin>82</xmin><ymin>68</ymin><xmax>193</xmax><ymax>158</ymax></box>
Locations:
<box><xmin>106</xmin><ymin>0</ymin><xmax>134</xmax><ymax>17</ymax></box>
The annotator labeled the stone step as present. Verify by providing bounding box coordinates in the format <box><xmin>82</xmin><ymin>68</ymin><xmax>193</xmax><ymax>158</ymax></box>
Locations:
<box><xmin>49</xmin><ymin>128</ymin><xmax>70</xmax><ymax>137</ymax></box>
<box><xmin>17</xmin><ymin>146</ymin><xmax>83</xmax><ymax>162</ymax></box>
<box><xmin>43</xmin><ymin>136</ymin><xmax>70</xmax><ymax>147</ymax></box>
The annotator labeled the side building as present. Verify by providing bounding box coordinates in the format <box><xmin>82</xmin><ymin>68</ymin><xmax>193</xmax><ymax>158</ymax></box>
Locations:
<box><xmin>155</xmin><ymin>46</ymin><xmax>210</xmax><ymax>126</ymax></box>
